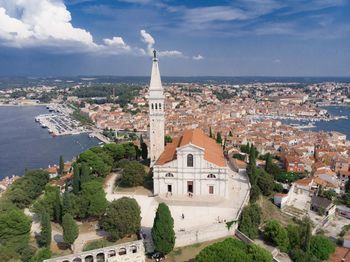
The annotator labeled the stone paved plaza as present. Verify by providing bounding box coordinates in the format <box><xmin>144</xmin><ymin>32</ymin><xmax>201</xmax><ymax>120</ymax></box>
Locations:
<box><xmin>105</xmin><ymin>166</ymin><xmax>250</xmax><ymax>248</ymax></box>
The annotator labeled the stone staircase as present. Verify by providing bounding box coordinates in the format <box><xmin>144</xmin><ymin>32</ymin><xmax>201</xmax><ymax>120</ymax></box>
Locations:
<box><xmin>282</xmin><ymin>205</ymin><xmax>307</xmax><ymax>219</ymax></box>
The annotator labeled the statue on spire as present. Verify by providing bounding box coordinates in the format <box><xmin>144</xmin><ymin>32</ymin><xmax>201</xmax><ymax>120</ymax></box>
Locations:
<box><xmin>153</xmin><ymin>49</ymin><xmax>157</xmax><ymax>60</ymax></box>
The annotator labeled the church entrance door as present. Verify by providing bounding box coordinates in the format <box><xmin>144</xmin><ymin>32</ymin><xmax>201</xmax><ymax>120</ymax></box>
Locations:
<box><xmin>167</xmin><ymin>184</ymin><xmax>172</xmax><ymax>193</ymax></box>
<box><xmin>187</xmin><ymin>181</ymin><xmax>193</xmax><ymax>193</ymax></box>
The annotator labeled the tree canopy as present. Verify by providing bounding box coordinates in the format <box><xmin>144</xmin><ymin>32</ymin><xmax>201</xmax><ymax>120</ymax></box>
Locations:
<box><xmin>80</xmin><ymin>180</ymin><xmax>108</xmax><ymax>218</ymax></box>
<box><xmin>0</xmin><ymin>201</ymin><xmax>31</xmax><ymax>259</ymax></box>
<box><xmin>264</xmin><ymin>220</ymin><xmax>289</xmax><ymax>252</ymax></box>
<box><xmin>310</xmin><ymin>235</ymin><xmax>335</xmax><ymax>261</ymax></box>
<box><xmin>196</xmin><ymin>238</ymin><xmax>272</xmax><ymax>262</ymax></box>
<box><xmin>62</xmin><ymin>213</ymin><xmax>79</xmax><ymax>246</ymax></box>
<box><xmin>120</xmin><ymin>160</ymin><xmax>146</xmax><ymax>187</ymax></box>
<box><xmin>238</xmin><ymin>203</ymin><xmax>262</xmax><ymax>239</ymax></box>
<box><xmin>152</xmin><ymin>203</ymin><xmax>175</xmax><ymax>254</ymax></box>
<box><xmin>102</xmin><ymin>197</ymin><xmax>141</xmax><ymax>241</ymax></box>
<box><xmin>5</xmin><ymin>169</ymin><xmax>49</xmax><ymax>208</ymax></box>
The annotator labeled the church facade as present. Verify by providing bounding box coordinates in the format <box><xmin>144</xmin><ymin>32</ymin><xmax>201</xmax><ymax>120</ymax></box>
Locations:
<box><xmin>149</xmin><ymin>51</ymin><xmax>229</xmax><ymax>198</ymax></box>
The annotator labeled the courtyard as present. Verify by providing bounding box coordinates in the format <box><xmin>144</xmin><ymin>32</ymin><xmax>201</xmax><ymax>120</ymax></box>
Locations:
<box><xmin>104</xmin><ymin>165</ymin><xmax>250</xmax><ymax>249</ymax></box>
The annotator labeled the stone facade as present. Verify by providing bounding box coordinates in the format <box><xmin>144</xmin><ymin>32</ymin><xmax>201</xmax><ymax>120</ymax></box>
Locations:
<box><xmin>153</xmin><ymin>129</ymin><xmax>229</xmax><ymax>198</ymax></box>
<box><xmin>43</xmin><ymin>240</ymin><xmax>145</xmax><ymax>262</ymax></box>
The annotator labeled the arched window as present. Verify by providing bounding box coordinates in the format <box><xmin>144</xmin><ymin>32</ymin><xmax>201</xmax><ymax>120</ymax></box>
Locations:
<box><xmin>207</xmin><ymin>174</ymin><xmax>216</xmax><ymax>178</ymax></box>
<box><xmin>130</xmin><ymin>245</ymin><xmax>137</xmax><ymax>253</ymax></box>
<box><xmin>187</xmin><ymin>154</ymin><xmax>193</xmax><ymax>167</ymax></box>
<box><xmin>119</xmin><ymin>248</ymin><xmax>127</xmax><ymax>255</ymax></box>
<box><xmin>165</xmin><ymin>173</ymin><xmax>174</xmax><ymax>177</ymax></box>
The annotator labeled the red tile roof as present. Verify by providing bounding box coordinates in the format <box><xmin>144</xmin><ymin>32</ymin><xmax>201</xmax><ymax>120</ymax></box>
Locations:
<box><xmin>156</xmin><ymin>128</ymin><xmax>226</xmax><ymax>167</ymax></box>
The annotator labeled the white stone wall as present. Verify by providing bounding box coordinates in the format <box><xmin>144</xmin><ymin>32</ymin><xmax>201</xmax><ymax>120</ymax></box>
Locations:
<box><xmin>153</xmin><ymin>144</ymin><xmax>229</xmax><ymax>198</ymax></box>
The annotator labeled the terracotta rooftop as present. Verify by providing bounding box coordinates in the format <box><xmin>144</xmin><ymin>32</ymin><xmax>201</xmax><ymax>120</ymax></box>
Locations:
<box><xmin>327</xmin><ymin>247</ymin><xmax>350</xmax><ymax>262</ymax></box>
<box><xmin>156</xmin><ymin>128</ymin><xmax>226</xmax><ymax>167</ymax></box>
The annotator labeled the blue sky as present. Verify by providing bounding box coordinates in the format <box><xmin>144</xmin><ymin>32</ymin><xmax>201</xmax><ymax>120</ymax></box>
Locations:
<box><xmin>0</xmin><ymin>0</ymin><xmax>349</xmax><ymax>76</ymax></box>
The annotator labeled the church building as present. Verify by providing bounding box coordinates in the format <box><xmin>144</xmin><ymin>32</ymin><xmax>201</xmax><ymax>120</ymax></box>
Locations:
<box><xmin>149</xmin><ymin>51</ymin><xmax>229</xmax><ymax>198</ymax></box>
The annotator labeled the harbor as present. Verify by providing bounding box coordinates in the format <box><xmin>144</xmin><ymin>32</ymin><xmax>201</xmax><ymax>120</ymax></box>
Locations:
<box><xmin>35</xmin><ymin>104</ymin><xmax>88</xmax><ymax>136</ymax></box>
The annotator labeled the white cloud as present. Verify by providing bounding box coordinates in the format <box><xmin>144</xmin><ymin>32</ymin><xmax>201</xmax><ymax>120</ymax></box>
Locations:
<box><xmin>0</xmin><ymin>0</ymin><xmax>96</xmax><ymax>49</ymax></box>
<box><xmin>0</xmin><ymin>1</ymin><xmax>193</xmax><ymax>58</ymax></box>
<box><xmin>139</xmin><ymin>29</ymin><xmax>184</xmax><ymax>58</ymax></box>
<box><xmin>140</xmin><ymin>29</ymin><xmax>155</xmax><ymax>56</ymax></box>
<box><xmin>193</xmin><ymin>54</ymin><xmax>204</xmax><ymax>60</ymax></box>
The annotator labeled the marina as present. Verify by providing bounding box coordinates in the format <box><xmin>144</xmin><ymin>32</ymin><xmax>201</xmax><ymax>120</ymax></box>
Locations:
<box><xmin>35</xmin><ymin>104</ymin><xmax>88</xmax><ymax>136</ymax></box>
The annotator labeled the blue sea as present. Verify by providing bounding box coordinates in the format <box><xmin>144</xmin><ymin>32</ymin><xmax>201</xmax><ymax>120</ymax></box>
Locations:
<box><xmin>0</xmin><ymin>106</ymin><xmax>100</xmax><ymax>179</ymax></box>
<box><xmin>281</xmin><ymin>106</ymin><xmax>350</xmax><ymax>138</ymax></box>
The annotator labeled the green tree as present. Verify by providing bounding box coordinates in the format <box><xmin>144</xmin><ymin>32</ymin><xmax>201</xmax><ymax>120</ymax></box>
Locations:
<box><xmin>248</xmin><ymin>243</ymin><xmax>273</xmax><ymax>262</ymax></box>
<box><xmin>102</xmin><ymin>197</ymin><xmax>141</xmax><ymax>241</ymax></box>
<box><xmin>0</xmin><ymin>202</ymin><xmax>31</xmax><ymax>256</ymax></box>
<box><xmin>265</xmin><ymin>153</ymin><xmax>273</xmax><ymax>173</ymax></box>
<box><xmin>310</xmin><ymin>235</ymin><xmax>335</xmax><ymax>261</ymax></box>
<box><xmin>301</xmin><ymin>218</ymin><xmax>312</xmax><ymax>252</ymax></box>
<box><xmin>141</xmin><ymin>142</ymin><xmax>148</xmax><ymax>160</ymax></box>
<box><xmin>20</xmin><ymin>245</ymin><xmax>37</xmax><ymax>262</ymax></box>
<box><xmin>238</xmin><ymin>203</ymin><xmax>262</xmax><ymax>239</ymax></box>
<box><xmin>120</xmin><ymin>160</ymin><xmax>146</xmax><ymax>187</ymax></box>
<box><xmin>286</xmin><ymin>224</ymin><xmax>302</xmax><ymax>250</ymax></box>
<box><xmin>257</xmin><ymin>171</ymin><xmax>275</xmax><ymax>196</ymax></box>
<box><xmin>229</xmin><ymin>130</ymin><xmax>233</xmax><ymax>137</ymax></box>
<box><xmin>72</xmin><ymin>163</ymin><xmax>81</xmax><ymax>194</ymax></box>
<box><xmin>59</xmin><ymin>155</ymin><xmax>64</xmax><ymax>176</ymax></box>
<box><xmin>216</xmin><ymin>132</ymin><xmax>223</xmax><ymax>144</ymax></box>
<box><xmin>53</xmin><ymin>189</ymin><xmax>62</xmax><ymax>223</ymax></box>
<box><xmin>196</xmin><ymin>238</ymin><xmax>272</xmax><ymax>262</ymax></box>
<box><xmin>39</xmin><ymin>211</ymin><xmax>51</xmax><ymax>248</ymax></box>
<box><xmin>5</xmin><ymin>169</ymin><xmax>49</xmax><ymax>208</ymax></box>
<box><xmin>62</xmin><ymin>213</ymin><xmax>79</xmax><ymax>247</ymax></box>
<box><xmin>80</xmin><ymin>162</ymin><xmax>91</xmax><ymax>186</ymax></box>
<box><xmin>80</xmin><ymin>181</ymin><xmax>108</xmax><ymax>218</ymax></box>
<box><xmin>32</xmin><ymin>247</ymin><xmax>52</xmax><ymax>262</ymax></box>
<box><xmin>264</xmin><ymin>220</ymin><xmax>289</xmax><ymax>252</ymax></box>
<box><xmin>165</xmin><ymin>135</ymin><xmax>173</xmax><ymax>144</ymax></box>
<box><xmin>123</xmin><ymin>143</ymin><xmax>137</xmax><ymax>159</ymax></box>
<box><xmin>152</xmin><ymin>203</ymin><xmax>175</xmax><ymax>254</ymax></box>
<box><xmin>250</xmin><ymin>184</ymin><xmax>261</xmax><ymax>203</ymax></box>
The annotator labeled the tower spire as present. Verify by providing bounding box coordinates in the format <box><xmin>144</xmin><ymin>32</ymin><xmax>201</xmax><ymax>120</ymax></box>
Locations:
<box><xmin>149</xmin><ymin>50</ymin><xmax>165</xmax><ymax>166</ymax></box>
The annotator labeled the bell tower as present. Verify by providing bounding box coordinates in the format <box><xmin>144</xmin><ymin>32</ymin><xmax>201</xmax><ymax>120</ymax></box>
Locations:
<box><xmin>149</xmin><ymin>50</ymin><xmax>165</xmax><ymax>166</ymax></box>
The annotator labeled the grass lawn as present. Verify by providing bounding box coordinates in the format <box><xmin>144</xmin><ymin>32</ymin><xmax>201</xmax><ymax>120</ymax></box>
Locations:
<box><xmin>155</xmin><ymin>237</ymin><xmax>230</xmax><ymax>262</ymax></box>
<box><xmin>257</xmin><ymin>196</ymin><xmax>296</xmax><ymax>227</ymax></box>
<box><xmin>83</xmin><ymin>235</ymin><xmax>138</xmax><ymax>251</ymax></box>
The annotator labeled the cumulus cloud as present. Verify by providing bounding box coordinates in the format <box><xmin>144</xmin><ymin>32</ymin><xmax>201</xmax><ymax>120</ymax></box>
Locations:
<box><xmin>0</xmin><ymin>0</ymin><xmax>96</xmax><ymax>49</ymax></box>
<box><xmin>140</xmin><ymin>29</ymin><xmax>155</xmax><ymax>56</ymax></box>
<box><xmin>0</xmin><ymin>1</ymin><xmax>192</xmax><ymax>58</ymax></box>
<box><xmin>139</xmin><ymin>29</ymin><xmax>183</xmax><ymax>57</ymax></box>
<box><xmin>193</xmin><ymin>54</ymin><xmax>204</xmax><ymax>60</ymax></box>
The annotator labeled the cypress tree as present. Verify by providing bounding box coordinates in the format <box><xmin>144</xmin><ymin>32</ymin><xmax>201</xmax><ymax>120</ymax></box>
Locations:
<box><xmin>53</xmin><ymin>190</ymin><xmax>62</xmax><ymax>224</ymax></box>
<box><xmin>209</xmin><ymin>126</ymin><xmax>213</xmax><ymax>138</ymax></box>
<box><xmin>141</xmin><ymin>142</ymin><xmax>148</xmax><ymax>160</ymax></box>
<box><xmin>265</xmin><ymin>153</ymin><xmax>273</xmax><ymax>173</ymax></box>
<box><xmin>39</xmin><ymin>211</ymin><xmax>51</xmax><ymax>248</ymax></box>
<box><xmin>152</xmin><ymin>203</ymin><xmax>175</xmax><ymax>254</ymax></box>
<box><xmin>72</xmin><ymin>163</ymin><xmax>81</xmax><ymax>194</ymax></box>
<box><xmin>62</xmin><ymin>213</ymin><xmax>79</xmax><ymax>248</ymax></box>
<box><xmin>59</xmin><ymin>155</ymin><xmax>64</xmax><ymax>176</ymax></box>
<box><xmin>216</xmin><ymin>132</ymin><xmax>222</xmax><ymax>144</ymax></box>
<box><xmin>80</xmin><ymin>163</ymin><xmax>90</xmax><ymax>186</ymax></box>
<box><xmin>229</xmin><ymin>130</ymin><xmax>233</xmax><ymax>137</ymax></box>
<box><xmin>62</xmin><ymin>192</ymin><xmax>73</xmax><ymax>216</ymax></box>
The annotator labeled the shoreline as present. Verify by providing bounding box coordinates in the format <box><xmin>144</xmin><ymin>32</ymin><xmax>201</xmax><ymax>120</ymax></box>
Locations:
<box><xmin>0</xmin><ymin>103</ymin><xmax>48</xmax><ymax>107</ymax></box>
